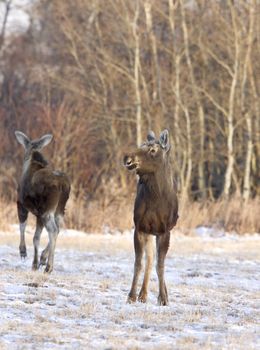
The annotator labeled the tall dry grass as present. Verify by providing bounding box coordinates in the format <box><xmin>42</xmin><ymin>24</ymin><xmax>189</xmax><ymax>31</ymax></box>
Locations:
<box><xmin>0</xmin><ymin>195</ymin><xmax>259</xmax><ymax>234</ymax></box>
<box><xmin>177</xmin><ymin>196</ymin><xmax>260</xmax><ymax>234</ymax></box>
<box><xmin>0</xmin><ymin>199</ymin><xmax>17</xmax><ymax>231</ymax></box>
<box><xmin>64</xmin><ymin>189</ymin><xmax>134</xmax><ymax>232</ymax></box>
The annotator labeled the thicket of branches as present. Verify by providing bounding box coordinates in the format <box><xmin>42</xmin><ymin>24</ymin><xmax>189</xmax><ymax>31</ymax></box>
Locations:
<box><xmin>0</xmin><ymin>0</ymin><xmax>259</xmax><ymax>231</ymax></box>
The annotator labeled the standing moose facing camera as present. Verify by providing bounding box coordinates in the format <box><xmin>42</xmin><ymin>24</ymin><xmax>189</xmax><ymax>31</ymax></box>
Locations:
<box><xmin>124</xmin><ymin>129</ymin><xmax>178</xmax><ymax>305</ymax></box>
<box><xmin>15</xmin><ymin>131</ymin><xmax>70</xmax><ymax>273</ymax></box>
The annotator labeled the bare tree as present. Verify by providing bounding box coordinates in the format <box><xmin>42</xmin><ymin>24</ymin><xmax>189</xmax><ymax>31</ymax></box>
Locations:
<box><xmin>0</xmin><ymin>0</ymin><xmax>12</xmax><ymax>50</ymax></box>
<box><xmin>180</xmin><ymin>0</ymin><xmax>206</xmax><ymax>199</ymax></box>
<box><xmin>241</xmin><ymin>2</ymin><xmax>256</xmax><ymax>201</ymax></box>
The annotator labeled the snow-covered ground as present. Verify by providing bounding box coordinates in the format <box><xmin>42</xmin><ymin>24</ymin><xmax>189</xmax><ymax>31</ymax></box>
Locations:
<box><xmin>0</xmin><ymin>227</ymin><xmax>259</xmax><ymax>349</ymax></box>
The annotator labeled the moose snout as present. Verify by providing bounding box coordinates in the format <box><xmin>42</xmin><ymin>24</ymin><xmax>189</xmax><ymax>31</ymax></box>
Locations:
<box><xmin>124</xmin><ymin>155</ymin><xmax>132</xmax><ymax>166</ymax></box>
<box><xmin>123</xmin><ymin>155</ymin><xmax>136</xmax><ymax>170</ymax></box>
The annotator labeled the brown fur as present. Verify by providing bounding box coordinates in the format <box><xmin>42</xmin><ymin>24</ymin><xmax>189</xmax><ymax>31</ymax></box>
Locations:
<box><xmin>18</xmin><ymin>153</ymin><xmax>70</xmax><ymax>217</ymax></box>
<box><xmin>124</xmin><ymin>130</ymin><xmax>178</xmax><ymax>305</ymax></box>
<box><xmin>15</xmin><ymin>132</ymin><xmax>70</xmax><ymax>273</ymax></box>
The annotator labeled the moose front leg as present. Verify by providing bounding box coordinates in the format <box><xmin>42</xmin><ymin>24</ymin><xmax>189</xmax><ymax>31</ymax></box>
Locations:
<box><xmin>156</xmin><ymin>232</ymin><xmax>170</xmax><ymax>306</ymax></box>
<box><xmin>138</xmin><ymin>235</ymin><xmax>154</xmax><ymax>303</ymax></box>
<box><xmin>128</xmin><ymin>230</ymin><xmax>145</xmax><ymax>303</ymax></box>
<box><xmin>17</xmin><ymin>202</ymin><xmax>28</xmax><ymax>259</ymax></box>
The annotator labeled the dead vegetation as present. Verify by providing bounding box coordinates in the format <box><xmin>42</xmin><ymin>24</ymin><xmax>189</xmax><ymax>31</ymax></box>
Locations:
<box><xmin>1</xmin><ymin>194</ymin><xmax>259</xmax><ymax>234</ymax></box>
<box><xmin>0</xmin><ymin>1</ymin><xmax>259</xmax><ymax>235</ymax></box>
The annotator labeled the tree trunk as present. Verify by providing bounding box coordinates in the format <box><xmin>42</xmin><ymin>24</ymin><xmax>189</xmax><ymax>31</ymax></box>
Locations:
<box><xmin>0</xmin><ymin>0</ymin><xmax>11</xmax><ymax>50</ymax></box>
<box><xmin>180</xmin><ymin>0</ymin><xmax>206</xmax><ymax>199</ymax></box>
<box><xmin>243</xmin><ymin>113</ymin><xmax>253</xmax><ymax>201</ymax></box>
<box><xmin>241</xmin><ymin>2</ymin><xmax>255</xmax><ymax>201</ymax></box>
<box><xmin>223</xmin><ymin>0</ymin><xmax>240</xmax><ymax>198</ymax></box>
<box><xmin>133</xmin><ymin>0</ymin><xmax>142</xmax><ymax>146</ymax></box>
<box><xmin>144</xmin><ymin>0</ymin><xmax>164</xmax><ymax>109</ymax></box>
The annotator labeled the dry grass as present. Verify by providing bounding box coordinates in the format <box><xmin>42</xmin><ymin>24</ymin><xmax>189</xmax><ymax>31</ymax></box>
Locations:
<box><xmin>56</xmin><ymin>191</ymin><xmax>135</xmax><ymax>233</ymax></box>
<box><xmin>177</xmin><ymin>196</ymin><xmax>260</xmax><ymax>234</ymax></box>
<box><xmin>0</xmin><ymin>199</ymin><xmax>17</xmax><ymax>231</ymax></box>
<box><xmin>1</xmin><ymin>194</ymin><xmax>259</xmax><ymax>234</ymax></box>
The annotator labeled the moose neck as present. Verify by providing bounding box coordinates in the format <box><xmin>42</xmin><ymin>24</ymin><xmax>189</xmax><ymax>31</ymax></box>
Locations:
<box><xmin>139</xmin><ymin>159</ymin><xmax>173</xmax><ymax>197</ymax></box>
<box><xmin>22</xmin><ymin>151</ymin><xmax>48</xmax><ymax>177</ymax></box>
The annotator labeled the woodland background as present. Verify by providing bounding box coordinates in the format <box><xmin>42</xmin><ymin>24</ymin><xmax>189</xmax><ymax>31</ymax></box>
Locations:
<box><xmin>0</xmin><ymin>0</ymin><xmax>259</xmax><ymax>233</ymax></box>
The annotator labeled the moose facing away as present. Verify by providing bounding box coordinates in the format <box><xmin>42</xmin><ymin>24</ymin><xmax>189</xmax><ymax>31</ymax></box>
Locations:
<box><xmin>124</xmin><ymin>129</ymin><xmax>178</xmax><ymax>306</ymax></box>
<box><xmin>15</xmin><ymin>131</ymin><xmax>70</xmax><ymax>273</ymax></box>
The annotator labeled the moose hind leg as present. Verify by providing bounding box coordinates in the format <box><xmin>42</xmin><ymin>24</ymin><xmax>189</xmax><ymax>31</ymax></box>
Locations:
<box><xmin>17</xmin><ymin>202</ymin><xmax>28</xmax><ymax>259</ymax></box>
<box><xmin>156</xmin><ymin>232</ymin><xmax>170</xmax><ymax>306</ymax></box>
<box><xmin>138</xmin><ymin>235</ymin><xmax>153</xmax><ymax>303</ymax></box>
<box><xmin>39</xmin><ymin>243</ymin><xmax>49</xmax><ymax>266</ymax></box>
<box><xmin>32</xmin><ymin>218</ymin><xmax>43</xmax><ymax>270</ymax></box>
<box><xmin>40</xmin><ymin>213</ymin><xmax>62</xmax><ymax>267</ymax></box>
<box><xmin>128</xmin><ymin>230</ymin><xmax>145</xmax><ymax>303</ymax></box>
<box><xmin>42</xmin><ymin>213</ymin><xmax>59</xmax><ymax>273</ymax></box>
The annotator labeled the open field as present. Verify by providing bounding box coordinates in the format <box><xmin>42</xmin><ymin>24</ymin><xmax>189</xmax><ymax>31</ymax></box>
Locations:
<box><xmin>0</xmin><ymin>227</ymin><xmax>259</xmax><ymax>350</ymax></box>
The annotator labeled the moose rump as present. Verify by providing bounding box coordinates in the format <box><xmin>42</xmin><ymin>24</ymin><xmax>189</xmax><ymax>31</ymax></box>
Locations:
<box><xmin>19</xmin><ymin>167</ymin><xmax>70</xmax><ymax>218</ymax></box>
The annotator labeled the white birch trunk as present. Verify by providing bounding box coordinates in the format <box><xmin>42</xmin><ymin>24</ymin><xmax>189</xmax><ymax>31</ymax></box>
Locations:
<box><xmin>223</xmin><ymin>0</ymin><xmax>240</xmax><ymax>198</ymax></box>
<box><xmin>133</xmin><ymin>0</ymin><xmax>142</xmax><ymax>146</ymax></box>
<box><xmin>180</xmin><ymin>0</ymin><xmax>206</xmax><ymax>199</ymax></box>
<box><xmin>242</xmin><ymin>2</ymin><xmax>255</xmax><ymax>201</ymax></box>
<box><xmin>243</xmin><ymin>113</ymin><xmax>253</xmax><ymax>200</ymax></box>
<box><xmin>144</xmin><ymin>0</ymin><xmax>162</xmax><ymax>105</ymax></box>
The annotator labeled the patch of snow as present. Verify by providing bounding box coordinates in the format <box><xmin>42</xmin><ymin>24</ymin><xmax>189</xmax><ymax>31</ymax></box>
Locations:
<box><xmin>60</xmin><ymin>229</ymin><xmax>88</xmax><ymax>238</ymax></box>
<box><xmin>0</xmin><ymin>228</ymin><xmax>259</xmax><ymax>349</ymax></box>
<box><xmin>0</xmin><ymin>0</ymin><xmax>35</xmax><ymax>34</ymax></box>
<box><xmin>194</xmin><ymin>226</ymin><xmax>226</xmax><ymax>238</ymax></box>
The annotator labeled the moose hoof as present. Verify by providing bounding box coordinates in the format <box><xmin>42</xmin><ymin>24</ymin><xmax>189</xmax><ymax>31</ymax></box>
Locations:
<box><xmin>39</xmin><ymin>257</ymin><xmax>47</xmax><ymax>266</ymax></box>
<box><xmin>39</xmin><ymin>252</ymin><xmax>48</xmax><ymax>266</ymax></box>
<box><xmin>32</xmin><ymin>262</ymin><xmax>39</xmax><ymax>271</ymax></box>
<box><xmin>157</xmin><ymin>295</ymin><xmax>169</xmax><ymax>306</ymax></box>
<box><xmin>19</xmin><ymin>247</ymin><xmax>27</xmax><ymax>259</ymax></box>
<box><xmin>138</xmin><ymin>293</ymin><xmax>147</xmax><ymax>303</ymax></box>
<box><xmin>127</xmin><ymin>294</ymin><xmax>137</xmax><ymax>304</ymax></box>
<box><xmin>44</xmin><ymin>264</ymin><xmax>53</xmax><ymax>274</ymax></box>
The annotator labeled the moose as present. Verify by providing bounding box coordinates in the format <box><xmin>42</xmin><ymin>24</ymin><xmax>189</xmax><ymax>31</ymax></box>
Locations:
<box><xmin>124</xmin><ymin>129</ymin><xmax>178</xmax><ymax>305</ymax></box>
<box><xmin>15</xmin><ymin>131</ymin><xmax>70</xmax><ymax>273</ymax></box>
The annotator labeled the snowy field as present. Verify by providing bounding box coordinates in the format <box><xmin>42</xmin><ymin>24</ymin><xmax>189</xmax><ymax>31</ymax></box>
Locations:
<box><xmin>0</xmin><ymin>226</ymin><xmax>259</xmax><ymax>350</ymax></box>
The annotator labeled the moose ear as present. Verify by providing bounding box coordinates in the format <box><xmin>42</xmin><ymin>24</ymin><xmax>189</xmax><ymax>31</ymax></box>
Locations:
<box><xmin>159</xmin><ymin>129</ymin><xmax>170</xmax><ymax>152</ymax></box>
<box><xmin>15</xmin><ymin>131</ymin><xmax>31</xmax><ymax>149</ymax></box>
<box><xmin>32</xmin><ymin>134</ymin><xmax>53</xmax><ymax>150</ymax></box>
<box><xmin>147</xmin><ymin>130</ymin><xmax>156</xmax><ymax>142</ymax></box>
